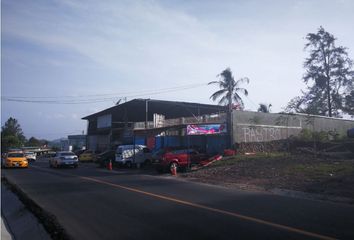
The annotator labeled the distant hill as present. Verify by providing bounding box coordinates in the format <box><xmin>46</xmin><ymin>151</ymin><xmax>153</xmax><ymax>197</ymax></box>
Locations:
<box><xmin>48</xmin><ymin>138</ymin><xmax>68</xmax><ymax>148</ymax></box>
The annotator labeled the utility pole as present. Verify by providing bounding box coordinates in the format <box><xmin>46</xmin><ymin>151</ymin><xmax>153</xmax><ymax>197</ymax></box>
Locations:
<box><xmin>228</xmin><ymin>82</ymin><xmax>234</xmax><ymax>148</ymax></box>
<box><xmin>145</xmin><ymin>99</ymin><xmax>150</xmax><ymax>146</ymax></box>
<box><xmin>145</xmin><ymin>99</ymin><xmax>149</xmax><ymax>129</ymax></box>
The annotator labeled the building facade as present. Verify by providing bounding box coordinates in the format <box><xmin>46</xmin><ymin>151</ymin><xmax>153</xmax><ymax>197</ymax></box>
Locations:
<box><xmin>82</xmin><ymin>99</ymin><xmax>226</xmax><ymax>152</ymax></box>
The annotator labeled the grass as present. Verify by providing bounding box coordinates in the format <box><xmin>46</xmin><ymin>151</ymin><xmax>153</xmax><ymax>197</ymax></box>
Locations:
<box><xmin>290</xmin><ymin>162</ymin><xmax>354</xmax><ymax>179</ymax></box>
<box><xmin>211</xmin><ymin>152</ymin><xmax>354</xmax><ymax>181</ymax></box>
<box><xmin>213</xmin><ymin>152</ymin><xmax>287</xmax><ymax>167</ymax></box>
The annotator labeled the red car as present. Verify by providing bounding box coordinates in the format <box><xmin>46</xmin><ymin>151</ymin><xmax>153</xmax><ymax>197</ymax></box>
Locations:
<box><xmin>152</xmin><ymin>148</ymin><xmax>208</xmax><ymax>173</ymax></box>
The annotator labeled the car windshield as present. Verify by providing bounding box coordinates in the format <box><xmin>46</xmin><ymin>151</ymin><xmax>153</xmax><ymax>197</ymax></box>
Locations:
<box><xmin>8</xmin><ymin>153</ymin><xmax>25</xmax><ymax>158</ymax></box>
<box><xmin>60</xmin><ymin>152</ymin><xmax>75</xmax><ymax>156</ymax></box>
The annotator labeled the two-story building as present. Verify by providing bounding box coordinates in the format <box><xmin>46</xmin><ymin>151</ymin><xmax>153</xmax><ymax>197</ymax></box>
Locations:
<box><xmin>82</xmin><ymin>99</ymin><xmax>227</xmax><ymax>153</ymax></box>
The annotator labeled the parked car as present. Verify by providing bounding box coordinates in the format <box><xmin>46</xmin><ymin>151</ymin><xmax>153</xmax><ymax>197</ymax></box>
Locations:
<box><xmin>152</xmin><ymin>148</ymin><xmax>208</xmax><ymax>173</ymax></box>
<box><xmin>49</xmin><ymin>151</ymin><xmax>78</xmax><ymax>168</ymax></box>
<box><xmin>115</xmin><ymin>145</ymin><xmax>152</xmax><ymax>167</ymax></box>
<box><xmin>3</xmin><ymin>152</ymin><xmax>28</xmax><ymax>168</ymax></box>
<box><xmin>79</xmin><ymin>150</ymin><xmax>96</xmax><ymax>162</ymax></box>
<box><xmin>96</xmin><ymin>150</ymin><xmax>116</xmax><ymax>167</ymax></box>
<box><xmin>74</xmin><ymin>149</ymin><xmax>86</xmax><ymax>157</ymax></box>
<box><xmin>40</xmin><ymin>152</ymin><xmax>57</xmax><ymax>161</ymax></box>
<box><xmin>24</xmin><ymin>151</ymin><xmax>36</xmax><ymax>162</ymax></box>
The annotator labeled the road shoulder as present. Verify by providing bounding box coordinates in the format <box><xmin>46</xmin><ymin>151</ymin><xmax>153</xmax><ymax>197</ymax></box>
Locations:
<box><xmin>1</xmin><ymin>182</ymin><xmax>51</xmax><ymax>240</ymax></box>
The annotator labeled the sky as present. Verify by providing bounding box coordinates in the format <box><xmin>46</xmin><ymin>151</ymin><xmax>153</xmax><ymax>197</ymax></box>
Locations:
<box><xmin>1</xmin><ymin>0</ymin><xmax>354</xmax><ymax>140</ymax></box>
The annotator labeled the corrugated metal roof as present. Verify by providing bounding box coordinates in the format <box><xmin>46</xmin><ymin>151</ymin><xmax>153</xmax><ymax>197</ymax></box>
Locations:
<box><xmin>82</xmin><ymin>98</ymin><xmax>226</xmax><ymax>121</ymax></box>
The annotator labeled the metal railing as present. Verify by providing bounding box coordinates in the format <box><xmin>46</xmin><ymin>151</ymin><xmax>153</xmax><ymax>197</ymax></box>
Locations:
<box><xmin>133</xmin><ymin>113</ymin><xmax>226</xmax><ymax>129</ymax></box>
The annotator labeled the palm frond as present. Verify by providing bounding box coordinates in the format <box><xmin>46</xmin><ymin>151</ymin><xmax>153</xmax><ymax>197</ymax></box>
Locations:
<box><xmin>235</xmin><ymin>88</ymin><xmax>248</xmax><ymax>96</ymax></box>
<box><xmin>210</xmin><ymin>89</ymin><xmax>227</xmax><ymax>101</ymax></box>
<box><xmin>235</xmin><ymin>77</ymin><xmax>250</xmax><ymax>86</ymax></box>
<box><xmin>208</xmin><ymin>80</ymin><xmax>220</xmax><ymax>85</ymax></box>
<box><xmin>218</xmin><ymin>95</ymin><xmax>228</xmax><ymax>105</ymax></box>
<box><xmin>210</xmin><ymin>68</ymin><xmax>250</xmax><ymax>107</ymax></box>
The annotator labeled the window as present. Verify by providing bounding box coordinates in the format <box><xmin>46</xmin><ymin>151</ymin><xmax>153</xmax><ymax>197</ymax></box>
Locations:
<box><xmin>7</xmin><ymin>153</ymin><xmax>24</xmax><ymax>158</ymax></box>
<box><xmin>143</xmin><ymin>148</ymin><xmax>151</xmax><ymax>153</ymax></box>
<box><xmin>60</xmin><ymin>152</ymin><xmax>75</xmax><ymax>156</ymax></box>
<box><xmin>97</xmin><ymin>114</ymin><xmax>112</xmax><ymax>128</ymax></box>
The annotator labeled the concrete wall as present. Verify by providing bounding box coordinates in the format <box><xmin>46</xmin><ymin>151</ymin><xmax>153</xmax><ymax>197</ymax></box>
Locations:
<box><xmin>232</xmin><ymin>111</ymin><xmax>354</xmax><ymax>143</ymax></box>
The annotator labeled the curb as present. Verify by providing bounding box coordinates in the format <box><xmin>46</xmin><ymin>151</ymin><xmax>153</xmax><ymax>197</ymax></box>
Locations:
<box><xmin>1</xmin><ymin>177</ymin><xmax>72</xmax><ymax>240</ymax></box>
<box><xmin>1</xmin><ymin>215</ymin><xmax>13</xmax><ymax>240</ymax></box>
<box><xmin>270</xmin><ymin>188</ymin><xmax>354</xmax><ymax>205</ymax></box>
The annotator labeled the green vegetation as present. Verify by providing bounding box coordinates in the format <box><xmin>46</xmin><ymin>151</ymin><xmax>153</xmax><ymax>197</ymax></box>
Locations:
<box><xmin>1</xmin><ymin>117</ymin><xmax>49</xmax><ymax>152</ymax></box>
<box><xmin>213</xmin><ymin>152</ymin><xmax>286</xmax><ymax>167</ymax></box>
<box><xmin>287</xmin><ymin>26</ymin><xmax>354</xmax><ymax>117</ymax></box>
<box><xmin>1</xmin><ymin>117</ymin><xmax>26</xmax><ymax>152</ymax></box>
<box><xmin>208</xmin><ymin>68</ymin><xmax>249</xmax><ymax>109</ymax></box>
<box><xmin>212</xmin><ymin>152</ymin><xmax>354</xmax><ymax>181</ymax></box>
<box><xmin>297</xmin><ymin>128</ymin><xmax>348</xmax><ymax>142</ymax></box>
<box><xmin>290</xmin><ymin>162</ymin><xmax>354</xmax><ymax>179</ymax></box>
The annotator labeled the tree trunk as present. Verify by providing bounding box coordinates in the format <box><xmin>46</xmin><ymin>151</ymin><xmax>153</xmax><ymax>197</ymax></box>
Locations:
<box><xmin>228</xmin><ymin>83</ymin><xmax>233</xmax><ymax>148</ymax></box>
<box><xmin>326</xmin><ymin>77</ymin><xmax>332</xmax><ymax>117</ymax></box>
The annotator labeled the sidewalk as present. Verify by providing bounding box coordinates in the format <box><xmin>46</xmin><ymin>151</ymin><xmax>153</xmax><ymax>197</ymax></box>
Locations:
<box><xmin>1</xmin><ymin>216</ymin><xmax>13</xmax><ymax>240</ymax></box>
<box><xmin>1</xmin><ymin>183</ymin><xmax>51</xmax><ymax>240</ymax></box>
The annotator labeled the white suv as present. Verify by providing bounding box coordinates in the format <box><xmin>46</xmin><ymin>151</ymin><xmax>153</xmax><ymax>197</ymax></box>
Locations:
<box><xmin>24</xmin><ymin>152</ymin><xmax>37</xmax><ymax>162</ymax></box>
<box><xmin>115</xmin><ymin>145</ymin><xmax>151</xmax><ymax>167</ymax></box>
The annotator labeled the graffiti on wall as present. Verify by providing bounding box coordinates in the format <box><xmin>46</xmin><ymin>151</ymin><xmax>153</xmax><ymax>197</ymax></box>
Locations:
<box><xmin>242</xmin><ymin>127</ymin><xmax>282</xmax><ymax>142</ymax></box>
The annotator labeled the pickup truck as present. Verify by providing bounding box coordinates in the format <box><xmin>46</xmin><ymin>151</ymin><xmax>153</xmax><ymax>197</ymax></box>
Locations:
<box><xmin>152</xmin><ymin>148</ymin><xmax>208</xmax><ymax>173</ymax></box>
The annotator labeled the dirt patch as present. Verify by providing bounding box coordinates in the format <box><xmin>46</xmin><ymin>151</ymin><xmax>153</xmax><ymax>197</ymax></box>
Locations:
<box><xmin>181</xmin><ymin>153</ymin><xmax>354</xmax><ymax>202</ymax></box>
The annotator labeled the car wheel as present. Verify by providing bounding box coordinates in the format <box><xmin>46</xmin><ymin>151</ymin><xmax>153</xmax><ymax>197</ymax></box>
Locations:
<box><xmin>143</xmin><ymin>159</ymin><xmax>151</xmax><ymax>166</ymax></box>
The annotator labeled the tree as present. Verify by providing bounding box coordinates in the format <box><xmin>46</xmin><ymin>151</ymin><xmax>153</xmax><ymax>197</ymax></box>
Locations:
<box><xmin>344</xmin><ymin>90</ymin><xmax>354</xmax><ymax>116</ymax></box>
<box><xmin>258</xmin><ymin>103</ymin><xmax>272</xmax><ymax>113</ymax></box>
<box><xmin>287</xmin><ymin>26</ymin><xmax>354</xmax><ymax>117</ymax></box>
<box><xmin>1</xmin><ymin>117</ymin><xmax>26</xmax><ymax>152</ymax></box>
<box><xmin>26</xmin><ymin>137</ymin><xmax>41</xmax><ymax>147</ymax></box>
<box><xmin>209</xmin><ymin>68</ymin><xmax>249</xmax><ymax>148</ymax></box>
<box><xmin>208</xmin><ymin>68</ymin><xmax>249</xmax><ymax>109</ymax></box>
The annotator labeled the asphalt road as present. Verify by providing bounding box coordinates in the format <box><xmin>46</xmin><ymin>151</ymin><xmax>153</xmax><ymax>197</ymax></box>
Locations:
<box><xmin>2</xmin><ymin>160</ymin><xmax>354</xmax><ymax>240</ymax></box>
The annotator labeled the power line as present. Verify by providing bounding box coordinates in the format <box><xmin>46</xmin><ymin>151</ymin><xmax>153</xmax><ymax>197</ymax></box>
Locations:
<box><xmin>2</xmin><ymin>83</ymin><xmax>208</xmax><ymax>104</ymax></box>
<box><xmin>3</xmin><ymin>83</ymin><xmax>206</xmax><ymax>99</ymax></box>
<box><xmin>244</xmin><ymin>95</ymin><xmax>259</xmax><ymax>109</ymax></box>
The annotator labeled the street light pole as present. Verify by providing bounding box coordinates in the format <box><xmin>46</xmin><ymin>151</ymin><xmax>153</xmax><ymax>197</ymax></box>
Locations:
<box><xmin>145</xmin><ymin>99</ymin><xmax>149</xmax><ymax>146</ymax></box>
<box><xmin>145</xmin><ymin>99</ymin><xmax>149</xmax><ymax>129</ymax></box>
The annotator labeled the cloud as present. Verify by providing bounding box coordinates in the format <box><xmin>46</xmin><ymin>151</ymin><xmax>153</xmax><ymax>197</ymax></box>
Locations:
<box><xmin>2</xmin><ymin>0</ymin><xmax>354</xmax><ymax>141</ymax></box>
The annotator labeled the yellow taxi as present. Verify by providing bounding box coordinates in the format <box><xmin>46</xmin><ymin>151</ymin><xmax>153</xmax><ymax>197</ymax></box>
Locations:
<box><xmin>78</xmin><ymin>150</ymin><xmax>96</xmax><ymax>162</ymax></box>
<box><xmin>3</xmin><ymin>152</ymin><xmax>28</xmax><ymax>168</ymax></box>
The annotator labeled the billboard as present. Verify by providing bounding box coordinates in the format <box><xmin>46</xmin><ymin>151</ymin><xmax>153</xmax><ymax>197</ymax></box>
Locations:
<box><xmin>187</xmin><ymin>124</ymin><xmax>227</xmax><ymax>135</ymax></box>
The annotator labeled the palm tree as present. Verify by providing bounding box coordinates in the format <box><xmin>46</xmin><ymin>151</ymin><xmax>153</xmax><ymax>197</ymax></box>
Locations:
<box><xmin>208</xmin><ymin>68</ymin><xmax>249</xmax><ymax>110</ymax></box>
<box><xmin>209</xmin><ymin>68</ymin><xmax>249</xmax><ymax>148</ymax></box>
<box><xmin>258</xmin><ymin>103</ymin><xmax>272</xmax><ymax>113</ymax></box>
